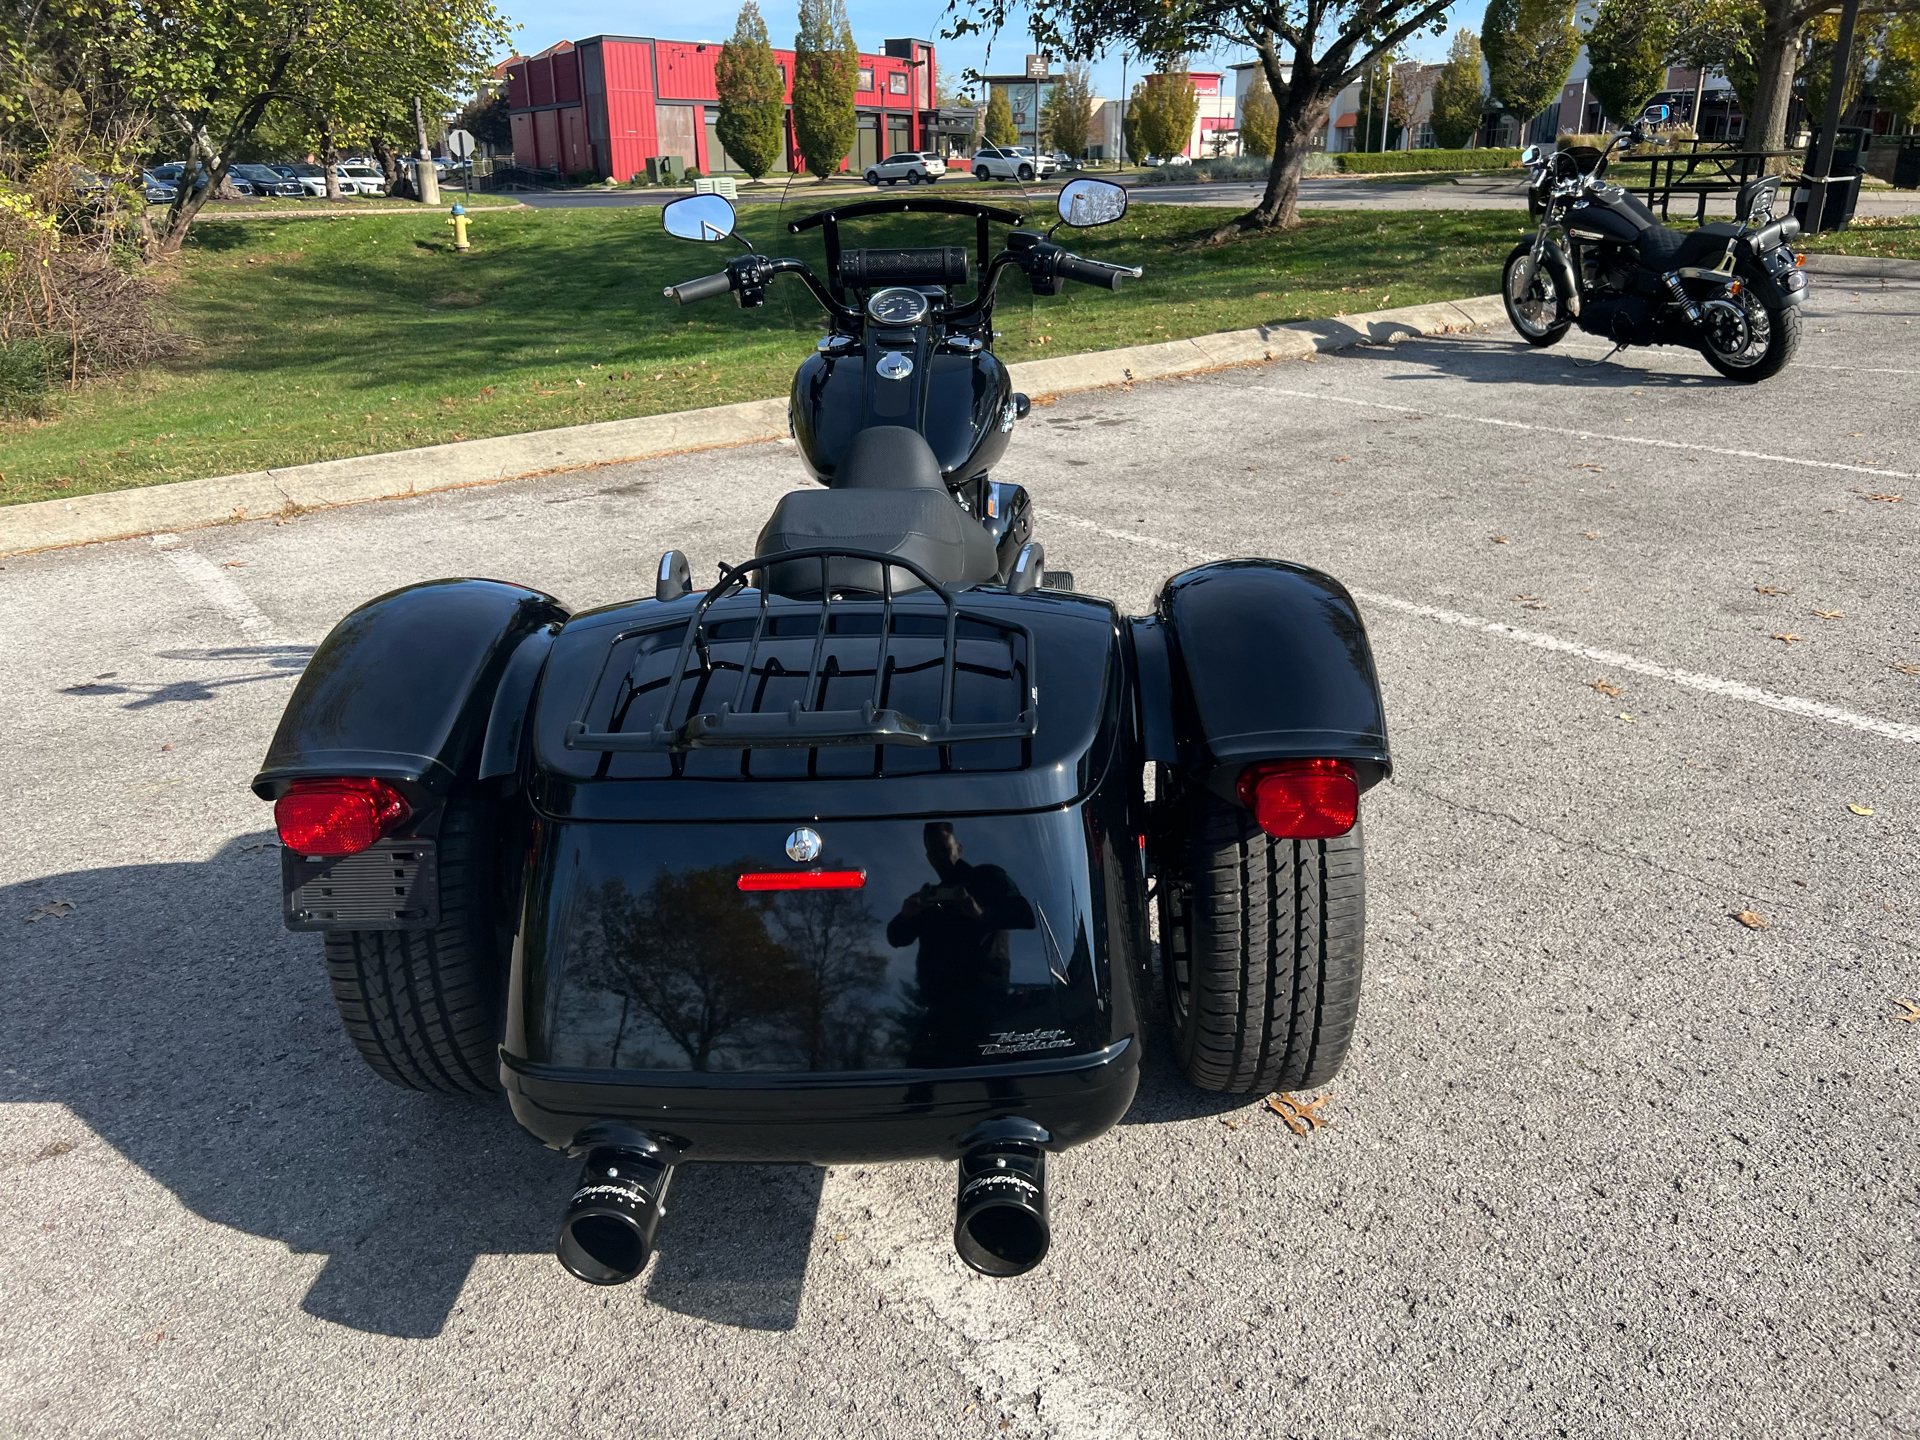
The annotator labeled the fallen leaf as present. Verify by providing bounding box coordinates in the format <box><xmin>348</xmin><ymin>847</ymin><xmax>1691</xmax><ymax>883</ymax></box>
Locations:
<box><xmin>1849</xmin><ymin>431</ymin><xmax>1864</xmax><ymax>437</ymax></box>
<box><xmin>221</xmin><ymin>559</ymin><xmax>247</xmax><ymax>568</ymax></box>
<box><xmin>1812</xmin><ymin>610</ymin><xmax>1843</xmax><ymax>619</ymax></box>
<box><xmin>1588</xmin><ymin>678</ymin><xmax>1623</xmax><ymax>697</ymax></box>
<box><xmin>1894</xmin><ymin>662</ymin><xmax>1920</xmax><ymax>676</ymax></box>
<box><xmin>1754</xmin><ymin>585</ymin><xmax>1793</xmax><ymax>596</ymax></box>
<box><xmin>1865</xmin><ymin>494</ymin><xmax>1902</xmax><ymax>503</ymax></box>
<box><xmin>160</xmin><ymin>744</ymin><xmax>173</xmax><ymax>752</ymax></box>
<box><xmin>1617</xmin><ymin>712</ymin><xmax>1637</xmax><ymax>723</ymax></box>
<box><xmin>1219</xmin><ymin>1118</ymin><xmax>1238</xmax><ymax>1129</ymax></box>
<box><xmin>26</xmin><ymin>898</ymin><xmax>77</xmax><ymax>922</ymax></box>
<box><xmin>1334</xmin><ymin>456</ymin><xmax>1350</xmax><ymax>462</ymax></box>
<box><xmin>1893</xmin><ymin>999</ymin><xmax>1920</xmax><ymax>1024</ymax></box>
<box><xmin>1489</xmin><ymin>534</ymin><xmax>1510</xmax><ymax>544</ymax></box>
<box><xmin>1847</xmin><ymin>804</ymin><xmax>1874</xmax><ymax>816</ymax></box>
<box><xmin>1771</xmin><ymin>633</ymin><xmax>1800</xmax><ymax>645</ymax></box>
<box><xmin>1581</xmin><ymin>531</ymin><xmax>1601</xmax><ymax>540</ymax></box>
<box><xmin>1266</xmin><ymin>1091</ymin><xmax>1334</xmax><ymax>1135</ymax></box>
<box><xmin>1734</xmin><ymin>910</ymin><xmax>1769</xmax><ymax>930</ymax></box>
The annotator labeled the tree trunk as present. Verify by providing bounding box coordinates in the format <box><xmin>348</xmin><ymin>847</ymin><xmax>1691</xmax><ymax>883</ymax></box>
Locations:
<box><xmin>1213</xmin><ymin>39</ymin><xmax>1333</xmax><ymax>238</ymax></box>
<box><xmin>1746</xmin><ymin>10</ymin><xmax>1802</xmax><ymax>154</ymax></box>
<box><xmin>322</xmin><ymin>117</ymin><xmax>344</xmax><ymax>200</ymax></box>
<box><xmin>412</xmin><ymin>95</ymin><xmax>441</xmax><ymax>204</ymax></box>
<box><xmin>373</xmin><ymin>136</ymin><xmax>409</xmax><ymax>198</ymax></box>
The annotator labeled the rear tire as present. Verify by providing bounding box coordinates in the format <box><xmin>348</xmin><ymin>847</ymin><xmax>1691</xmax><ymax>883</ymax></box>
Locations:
<box><xmin>906</xmin><ymin>171</ymin><xmax>922</xmax><ymax>185</ymax></box>
<box><xmin>1700</xmin><ymin>291</ymin><xmax>1800</xmax><ymax>382</ymax></box>
<box><xmin>320</xmin><ymin>794</ymin><xmax>506</xmax><ymax>1094</ymax></box>
<box><xmin>1502</xmin><ymin>243</ymin><xmax>1573</xmax><ymax>347</ymax></box>
<box><xmin>1017</xmin><ymin>165</ymin><xmax>1034</xmax><ymax>181</ymax></box>
<box><xmin>975</xmin><ymin>167</ymin><xmax>991</xmax><ymax>181</ymax></box>
<box><xmin>1159</xmin><ymin>786</ymin><xmax>1365</xmax><ymax>1095</ymax></box>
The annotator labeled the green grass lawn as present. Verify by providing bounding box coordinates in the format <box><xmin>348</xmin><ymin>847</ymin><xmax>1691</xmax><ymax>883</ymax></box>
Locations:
<box><xmin>1799</xmin><ymin>215</ymin><xmax>1920</xmax><ymax>259</ymax></box>
<box><xmin>0</xmin><ymin>204</ymin><xmax>1523</xmax><ymax>506</ymax></box>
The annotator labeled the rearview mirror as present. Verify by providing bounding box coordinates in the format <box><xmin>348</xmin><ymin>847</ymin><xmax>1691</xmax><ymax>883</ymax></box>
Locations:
<box><xmin>1641</xmin><ymin>103</ymin><xmax>1671</xmax><ymax>124</ymax></box>
<box><xmin>662</xmin><ymin>194</ymin><xmax>736</xmax><ymax>242</ymax></box>
<box><xmin>1520</xmin><ymin>144</ymin><xmax>1543</xmax><ymax>165</ymax></box>
<box><xmin>1057</xmin><ymin>178</ymin><xmax>1127</xmax><ymax>228</ymax></box>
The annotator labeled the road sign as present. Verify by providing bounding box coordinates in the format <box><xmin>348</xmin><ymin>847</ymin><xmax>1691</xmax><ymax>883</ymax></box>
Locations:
<box><xmin>446</xmin><ymin>128</ymin><xmax>476</xmax><ymax>159</ymax></box>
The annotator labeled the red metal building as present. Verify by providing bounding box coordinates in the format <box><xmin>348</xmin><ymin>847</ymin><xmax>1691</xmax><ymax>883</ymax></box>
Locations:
<box><xmin>504</xmin><ymin>35</ymin><xmax>939</xmax><ymax>180</ymax></box>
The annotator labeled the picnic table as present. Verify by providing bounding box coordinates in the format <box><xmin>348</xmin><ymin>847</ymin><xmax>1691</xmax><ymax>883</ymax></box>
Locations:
<box><xmin>1629</xmin><ymin>145</ymin><xmax>1804</xmax><ymax>221</ymax></box>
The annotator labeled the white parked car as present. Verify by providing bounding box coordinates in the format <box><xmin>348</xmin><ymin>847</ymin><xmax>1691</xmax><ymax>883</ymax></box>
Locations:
<box><xmin>969</xmin><ymin>145</ymin><xmax>1055</xmax><ymax>182</ymax></box>
<box><xmin>334</xmin><ymin>164</ymin><xmax>386</xmax><ymax>196</ymax></box>
<box><xmin>863</xmin><ymin>151</ymin><xmax>947</xmax><ymax>186</ymax></box>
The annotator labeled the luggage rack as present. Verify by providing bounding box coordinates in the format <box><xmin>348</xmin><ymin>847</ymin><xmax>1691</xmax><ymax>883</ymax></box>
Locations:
<box><xmin>563</xmin><ymin>547</ymin><xmax>1038</xmax><ymax>754</ymax></box>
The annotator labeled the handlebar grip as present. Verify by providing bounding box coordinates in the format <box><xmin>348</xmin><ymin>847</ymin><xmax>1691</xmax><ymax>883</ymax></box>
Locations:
<box><xmin>664</xmin><ymin>270</ymin><xmax>734</xmax><ymax>305</ymax></box>
<box><xmin>1054</xmin><ymin>252</ymin><xmax>1142</xmax><ymax>292</ymax></box>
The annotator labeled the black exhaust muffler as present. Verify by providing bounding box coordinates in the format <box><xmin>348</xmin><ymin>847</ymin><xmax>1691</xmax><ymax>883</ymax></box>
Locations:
<box><xmin>954</xmin><ymin>1141</ymin><xmax>1050</xmax><ymax>1277</ymax></box>
<box><xmin>555</xmin><ymin>1146</ymin><xmax>674</xmax><ymax>1286</ymax></box>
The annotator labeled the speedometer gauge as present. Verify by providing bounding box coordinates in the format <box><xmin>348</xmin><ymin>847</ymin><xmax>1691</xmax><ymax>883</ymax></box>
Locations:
<box><xmin>866</xmin><ymin>287</ymin><xmax>931</xmax><ymax>326</ymax></box>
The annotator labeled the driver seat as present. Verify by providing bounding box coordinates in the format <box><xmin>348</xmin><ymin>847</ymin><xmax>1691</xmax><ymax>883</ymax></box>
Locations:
<box><xmin>757</xmin><ymin>428</ymin><xmax>997</xmax><ymax>596</ymax></box>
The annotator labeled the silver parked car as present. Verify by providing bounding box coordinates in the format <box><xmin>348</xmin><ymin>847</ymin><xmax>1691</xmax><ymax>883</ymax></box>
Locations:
<box><xmin>862</xmin><ymin>151</ymin><xmax>947</xmax><ymax>186</ymax></box>
<box><xmin>970</xmin><ymin>145</ymin><xmax>1054</xmax><ymax>182</ymax></box>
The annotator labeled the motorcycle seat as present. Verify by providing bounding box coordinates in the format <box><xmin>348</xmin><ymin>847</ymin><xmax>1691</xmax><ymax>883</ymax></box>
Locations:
<box><xmin>831</xmin><ymin>425</ymin><xmax>947</xmax><ymax>490</ymax></box>
<box><xmin>755</xmin><ymin>487</ymin><xmax>999</xmax><ymax>597</ymax></box>
<box><xmin>1638</xmin><ymin>221</ymin><xmax>1742</xmax><ymax>269</ymax></box>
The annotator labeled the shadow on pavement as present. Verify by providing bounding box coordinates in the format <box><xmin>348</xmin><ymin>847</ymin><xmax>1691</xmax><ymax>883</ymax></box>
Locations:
<box><xmin>2</xmin><ymin>835</ymin><xmax>820</xmax><ymax>1337</ymax></box>
<box><xmin>1324</xmin><ymin>332</ymin><xmax>1740</xmax><ymax>389</ymax></box>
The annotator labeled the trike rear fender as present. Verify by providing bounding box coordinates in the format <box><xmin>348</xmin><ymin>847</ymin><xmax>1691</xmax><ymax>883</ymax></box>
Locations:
<box><xmin>251</xmin><ymin>578</ymin><xmax>568</xmax><ymax>802</ymax></box>
<box><xmin>1131</xmin><ymin>559</ymin><xmax>1391</xmax><ymax>802</ymax></box>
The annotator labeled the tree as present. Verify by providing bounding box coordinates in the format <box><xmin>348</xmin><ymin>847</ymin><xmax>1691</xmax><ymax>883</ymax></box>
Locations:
<box><xmin>1239</xmin><ymin>68</ymin><xmax>1278</xmax><ymax>157</ymax></box>
<box><xmin>1482</xmin><ymin>0</ymin><xmax>1583</xmax><ymax>135</ymax></box>
<box><xmin>1879</xmin><ymin>14</ymin><xmax>1920</xmax><ymax>124</ymax></box>
<box><xmin>1585</xmin><ymin>0</ymin><xmax>1681</xmax><ymax>128</ymax></box>
<box><xmin>453</xmin><ymin>85</ymin><xmax>512</xmax><ymax>151</ymax></box>
<box><xmin>1041</xmin><ymin>61</ymin><xmax>1095</xmax><ymax>156</ymax></box>
<box><xmin>1800</xmin><ymin>12</ymin><xmax>1874</xmax><ymax>124</ymax></box>
<box><xmin>717</xmin><ymin>0</ymin><xmax>783</xmax><ymax>180</ymax></box>
<box><xmin>792</xmin><ymin>0</ymin><xmax>858</xmax><ymax>178</ymax></box>
<box><xmin>1429</xmin><ymin>29</ymin><xmax>1488</xmax><ymax>149</ymax></box>
<box><xmin>984</xmin><ymin>85</ymin><xmax>1018</xmax><ymax>144</ymax></box>
<box><xmin>1737</xmin><ymin>0</ymin><xmax>1920</xmax><ymax>155</ymax></box>
<box><xmin>1129</xmin><ymin>62</ymin><xmax>1199</xmax><ymax>160</ymax></box>
<box><xmin>1669</xmin><ymin>0</ymin><xmax>1754</xmax><ymax>133</ymax></box>
<box><xmin>948</xmin><ymin>0</ymin><xmax>1465</xmax><ymax>236</ymax></box>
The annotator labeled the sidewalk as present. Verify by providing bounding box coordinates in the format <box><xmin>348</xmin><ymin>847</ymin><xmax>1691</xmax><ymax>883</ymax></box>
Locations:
<box><xmin>0</xmin><ymin>295</ymin><xmax>1506</xmax><ymax>558</ymax></box>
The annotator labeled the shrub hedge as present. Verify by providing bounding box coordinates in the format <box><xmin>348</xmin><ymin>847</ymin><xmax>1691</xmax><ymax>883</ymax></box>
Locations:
<box><xmin>1337</xmin><ymin>147</ymin><xmax>1524</xmax><ymax>174</ymax></box>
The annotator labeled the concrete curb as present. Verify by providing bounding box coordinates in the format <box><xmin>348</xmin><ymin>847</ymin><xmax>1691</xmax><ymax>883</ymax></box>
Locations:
<box><xmin>1802</xmin><ymin>252</ymin><xmax>1920</xmax><ymax>280</ymax></box>
<box><xmin>0</xmin><ymin>294</ymin><xmax>1509</xmax><ymax>559</ymax></box>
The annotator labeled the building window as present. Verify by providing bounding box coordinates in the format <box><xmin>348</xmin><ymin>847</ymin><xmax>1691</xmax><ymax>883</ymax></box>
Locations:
<box><xmin>858</xmin><ymin>67</ymin><xmax>873</xmax><ymax>91</ymax></box>
<box><xmin>889</xmin><ymin>72</ymin><xmax>908</xmax><ymax>95</ymax></box>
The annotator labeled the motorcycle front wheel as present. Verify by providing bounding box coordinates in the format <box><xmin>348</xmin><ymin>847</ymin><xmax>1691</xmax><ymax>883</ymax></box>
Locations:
<box><xmin>1699</xmin><ymin>289</ymin><xmax>1800</xmax><ymax>383</ymax></box>
<box><xmin>1502</xmin><ymin>243</ymin><xmax>1572</xmax><ymax>347</ymax></box>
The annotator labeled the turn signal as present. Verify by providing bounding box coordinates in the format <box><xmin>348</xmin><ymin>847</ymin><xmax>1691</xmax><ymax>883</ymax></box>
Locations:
<box><xmin>1236</xmin><ymin>759</ymin><xmax>1358</xmax><ymax>840</ymax></box>
<box><xmin>275</xmin><ymin>777</ymin><xmax>410</xmax><ymax>857</ymax></box>
<box><xmin>737</xmin><ymin>870</ymin><xmax>867</xmax><ymax>892</ymax></box>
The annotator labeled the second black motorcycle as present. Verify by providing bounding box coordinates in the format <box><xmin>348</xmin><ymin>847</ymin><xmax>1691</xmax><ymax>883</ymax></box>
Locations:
<box><xmin>1504</xmin><ymin>104</ymin><xmax>1809</xmax><ymax>382</ymax></box>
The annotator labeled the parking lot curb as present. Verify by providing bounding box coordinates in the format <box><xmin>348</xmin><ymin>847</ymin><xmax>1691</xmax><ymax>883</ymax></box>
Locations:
<box><xmin>0</xmin><ymin>294</ymin><xmax>1507</xmax><ymax>559</ymax></box>
<box><xmin>1802</xmin><ymin>252</ymin><xmax>1920</xmax><ymax>280</ymax></box>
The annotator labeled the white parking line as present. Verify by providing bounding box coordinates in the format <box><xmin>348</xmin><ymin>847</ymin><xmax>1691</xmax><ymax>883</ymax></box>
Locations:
<box><xmin>1036</xmin><ymin>508</ymin><xmax>1920</xmax><ymax>746</ymax></box>
<box><xmin>821</xmin><ymin>1168</ymin><xmax>1166</xmax><ymax>1440</ymax></box>
<box><xmin>1256</xmin><ymin>388</ymin><xmax>1919</xmax><ymax>483</ymax></box>
<box><xmin>148</xmin><ymin>533</ymin><xmax>275</xmax><ymax>640</ymax></box>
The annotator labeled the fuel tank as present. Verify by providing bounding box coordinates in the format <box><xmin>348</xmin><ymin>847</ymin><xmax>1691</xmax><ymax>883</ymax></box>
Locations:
<box><xmin>1563</xmin><ymin>187</ymin><xmax>1657</xmax><ymax>245</ymax></box>
<box><xmin>791</xmin><ymin>328</ymin><xmax>1013</xmax><ymax>487</ymax></box>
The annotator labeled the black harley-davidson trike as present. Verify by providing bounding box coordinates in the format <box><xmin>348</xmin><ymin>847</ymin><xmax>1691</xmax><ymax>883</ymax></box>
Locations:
<box><xmin>254</xmin><ymin>179</ymin><xmax>1391</xmax><ymax>1286</ymax></box>
<box><xmin>1504</xmin><ymin>104</ymin><xmax>1808</xmax><ymax>381</ymax></box>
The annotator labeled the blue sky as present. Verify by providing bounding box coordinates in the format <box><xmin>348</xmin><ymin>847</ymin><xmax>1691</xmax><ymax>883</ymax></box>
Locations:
<box><xmin>494</xmin><ymin>0</ymin><xmax>1491</xmax><ymax>100</ymax></box>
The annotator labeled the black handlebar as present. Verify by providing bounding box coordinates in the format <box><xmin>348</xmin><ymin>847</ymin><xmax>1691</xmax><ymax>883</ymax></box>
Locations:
<box><xmin>664</xmin><ymin>271</ymin><xmax>733</xmax><ymax>305</ymax></box>
<box><xmin>1054</xmin><ymin>251</ymin><xmax>1141</xmax><ymax>292</ymax></box>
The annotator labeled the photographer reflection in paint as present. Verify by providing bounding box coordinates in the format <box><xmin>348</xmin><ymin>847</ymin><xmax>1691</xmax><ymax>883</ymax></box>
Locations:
<box><xmin>887</xmin><ymin>822</ymin><xmax>1035</xmax><ymax>1063</ymax></box>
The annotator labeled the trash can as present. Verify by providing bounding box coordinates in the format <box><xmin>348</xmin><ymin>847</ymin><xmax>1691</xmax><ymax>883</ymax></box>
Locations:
<box><xmin>1792</xmin><ymin>171</ymin><xmax>1862</xmax><ymax>231</ymax></box>
<box><xmin>1806</xmin><ymin>124</ymin><xmax>1872</xmax><ymax>175</ymax></box>
<box><xmin>1895</xmin><ymin>135</ymin><xmax>1920</xmax><ymax>191</ymax></box>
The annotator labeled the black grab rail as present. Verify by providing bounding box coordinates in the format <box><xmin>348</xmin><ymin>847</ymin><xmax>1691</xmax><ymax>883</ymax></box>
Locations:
<box><xmin>562</xmin><ymin>547</ymin><xmax>1038</xmax><ymax>755</ymax></box>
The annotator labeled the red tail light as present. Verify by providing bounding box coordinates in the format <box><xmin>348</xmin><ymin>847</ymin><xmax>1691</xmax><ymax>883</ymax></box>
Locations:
<box><xmin>275</xmin><ymin>778</ymin><xmax>411</xmax><ymax>857</ymax></box>
<box><xmin>737</xmin><ymin>870</ymin><xmax>867</xmax><ymax>892</ymax></box>
<box><xmin>1236</xmin><ymin>759</ymin><xmax>1358</xmax><ymax>839</ymax></box>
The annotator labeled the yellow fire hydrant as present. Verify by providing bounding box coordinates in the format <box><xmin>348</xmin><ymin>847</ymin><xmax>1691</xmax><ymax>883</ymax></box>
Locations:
<box><xmin>447</xmin><ymin>203</ymin><xmax>472</xmax><ymax>253</ymax></box>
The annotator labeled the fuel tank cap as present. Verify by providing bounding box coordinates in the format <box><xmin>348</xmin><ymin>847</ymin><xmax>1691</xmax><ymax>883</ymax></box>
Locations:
<box><xmin>785</xmin><ymin>828</ymin><xmax>823</xmax><ymax>862</ymax></box>
<box><xmin>876</xmin><ymin>352</ymin><xmax>913</xmax><ymax>381</ymax></box>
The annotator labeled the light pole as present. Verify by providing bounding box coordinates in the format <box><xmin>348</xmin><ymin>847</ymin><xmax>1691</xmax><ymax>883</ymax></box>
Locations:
<box><xmin>1803</xmin><ymin>0</ymin><xmax>1860</xmax><ymax>231</ymax></box>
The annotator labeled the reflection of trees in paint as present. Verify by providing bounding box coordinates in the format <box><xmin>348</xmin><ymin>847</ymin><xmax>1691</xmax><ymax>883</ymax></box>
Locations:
<box><xmin>581</xmin><ymin>866</ymin><xmax>892</xmax><ymax>1073</ymax></box>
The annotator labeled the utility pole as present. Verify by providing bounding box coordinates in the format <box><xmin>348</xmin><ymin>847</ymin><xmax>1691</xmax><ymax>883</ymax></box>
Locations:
<box><xmin>1377</xmin><ymin>61</ymin><xmax>1394</xmax><ymax>152</ymax></box>
<box><xmin>413</xmin><ymin>95</ymin><xmax>441</xmax><ymax>205</ymax></box>
<box><xmin>1803</xmin><ymin>0</ymin><xmax>1859</xmax><ymax>232</ymax></box>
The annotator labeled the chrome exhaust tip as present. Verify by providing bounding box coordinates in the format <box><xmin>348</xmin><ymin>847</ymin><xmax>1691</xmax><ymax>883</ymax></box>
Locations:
<box><xmin>954</xmin><ymin>1141</ymin><xmax>1050</xmax><ymax>1277</ymax></box>
<box><xmin>555</xmin><ymin>1146</ymin><xmax>674</xmax><ymax>1286</ymax></box>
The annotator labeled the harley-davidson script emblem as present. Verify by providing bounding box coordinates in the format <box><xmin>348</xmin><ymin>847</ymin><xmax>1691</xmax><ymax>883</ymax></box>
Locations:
<box><xmin>980</xmin><ymin>1028</ymin><xmax>1073</xmax><ymax>1056</ymax></box>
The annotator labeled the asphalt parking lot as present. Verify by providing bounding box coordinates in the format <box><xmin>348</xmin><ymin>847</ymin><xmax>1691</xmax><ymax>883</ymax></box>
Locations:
<box><xmin>3</xmin><ymin>276</ymin><xmax>1916</xmax><ymax>1440</ymax></box>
